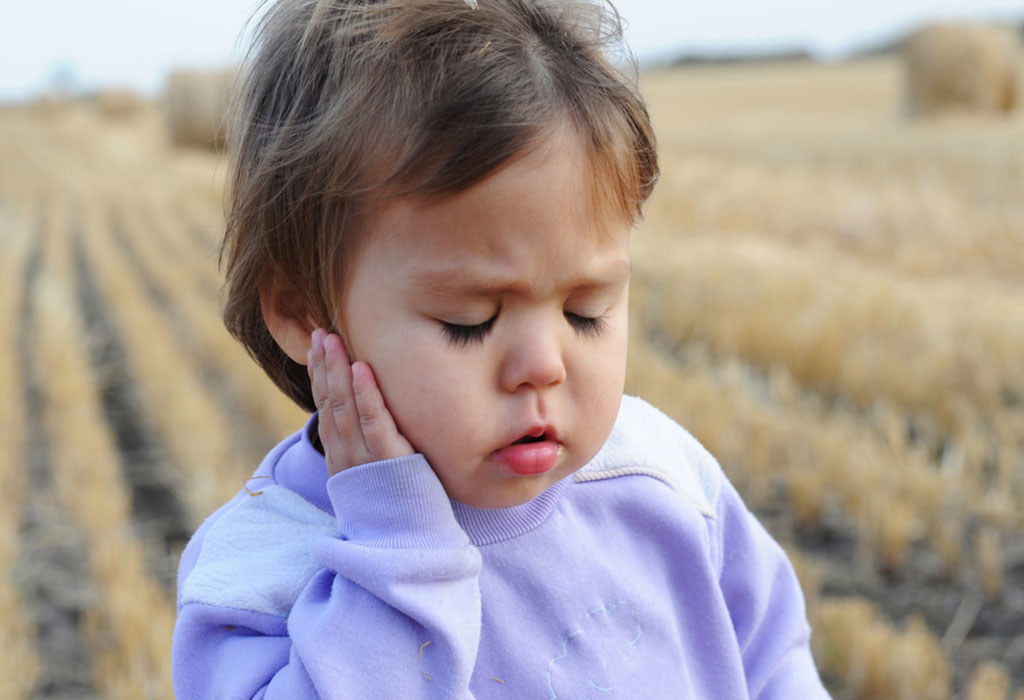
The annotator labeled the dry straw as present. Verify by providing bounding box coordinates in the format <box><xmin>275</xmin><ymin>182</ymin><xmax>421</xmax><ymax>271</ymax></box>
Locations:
<box><xmin>164</xmin><ymin>69</ymin><xmax>236</xmax><ymax>150</ymax></box>
<box><xmin>36</xmin><ymin>202</ymin><xmax>175</xmax><ymax>700</ymax></box>
<box><xmin>94</xmin><ymin>89</ymin><xmax>146</xmax><ymax>121</ymax></box>
<box><xmin>631</xmin><ymin>235</ymin><xmax>1024</xmax><ymax>534</ymax></box>
<box><xmin>965</xmin><ymin>660</ymin><xmax>1012</xmax><ymax>700</ymax></box>
<box><xmin>78</xmin><ymin>199</ymin><xmax>247</xmax><ymax>522</ymax></box>
<box><xmin>624</xmin><ymin>332</ymin><xmax>949</xmax><ymax>573</ymax></box>
<box><xmin>0</xmin><ymin>204</ymin><xmax>40</xmax><ymax>699</ymax></box>
<box><xmin>816</xmin><ymin>597</ymin><xmax>951</xmax><ymax>700</ymax></box>
<box><xmin>115</xmin><ymin>198</ymin><xmax>307</xmax><ymax>440</ymax></box>
<box><xmin>904</xmin><ymin>23</ymin><xmax>1020</xmax><ymax>118</ymax></box>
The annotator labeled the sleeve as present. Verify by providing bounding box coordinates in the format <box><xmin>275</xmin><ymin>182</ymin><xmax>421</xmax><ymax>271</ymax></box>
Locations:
<box><xmin>172</xmin><ymin>455</ymin><xmax>483</xmax><ymax>700</ymax></box>
<box><xmin>712</xmin><ymin>478</ymin><xmax>832</xmax><ymax>700</ymax></box>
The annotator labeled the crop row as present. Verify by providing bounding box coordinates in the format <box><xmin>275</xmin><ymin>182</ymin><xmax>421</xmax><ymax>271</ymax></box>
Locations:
<box><xmin>0</xmin><ymin>201</ymin><xmax>41</xmax><ymax>698</ymax></box>
<box><xmin>631</xmin><ymin>235</ymin><xmax>1024</xmax><ymax>578</ymax></box>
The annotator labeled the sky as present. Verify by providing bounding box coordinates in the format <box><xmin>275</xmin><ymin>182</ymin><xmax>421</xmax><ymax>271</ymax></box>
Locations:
<box><xmin>2</xmin><ymin>0</ymin><xmax>1022</xmax><ymax>101</ymax></box>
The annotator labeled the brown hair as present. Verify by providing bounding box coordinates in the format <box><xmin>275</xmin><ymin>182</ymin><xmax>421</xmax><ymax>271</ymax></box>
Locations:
<box><xmin>221</xmin><ymin>0</ymin><xmax>659</xmax><ymax>412</ymax></box>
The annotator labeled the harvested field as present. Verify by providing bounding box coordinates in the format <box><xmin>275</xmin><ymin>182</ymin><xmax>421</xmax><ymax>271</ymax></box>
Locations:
<box><xmin>0</xmin><ymin>56</ymin><xmax>1021</xmax><ymax>697</ymax></box>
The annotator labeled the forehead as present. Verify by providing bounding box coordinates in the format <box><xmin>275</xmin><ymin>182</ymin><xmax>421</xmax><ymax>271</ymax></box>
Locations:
<box><xmin>365</xmin><ymin>128</ymin><xmax>631</xmax><ymax>279</ymax></box>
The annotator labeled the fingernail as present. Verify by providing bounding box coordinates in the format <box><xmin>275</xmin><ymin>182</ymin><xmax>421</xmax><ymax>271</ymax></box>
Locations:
<box><xmin>312</xmin><ymin>328</ymin><xmax>324</xmax><ymax>346</ymax></box>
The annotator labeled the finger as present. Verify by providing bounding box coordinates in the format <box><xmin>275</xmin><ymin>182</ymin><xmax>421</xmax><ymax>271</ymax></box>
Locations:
<box><xmin>310</xmin><ymin>331</ymin><xmax>357</xmax><ymax>474</ymax></box>
<box><xmin>320</xmin><ymin>333</ymin><xmax>368</xmax><ymax>471</ymax></box>
<box><xmin>306</xmin><ymin>328</ymin><xmax>321</xmax><ymax>381</ymax></box>
<box><xmin>308</xmin><ymin>329</ymin><xmax>343</xmax><ymax>468</ymax></box>
<box><xmin>351</xmin><ymin>361</ymin><xmax>414</xmax><ymax>461</ymax></box>
<box><xmin>307</xmin><ymin>328</ymin><xmax>328</xmax><ymax>410</ymax></box>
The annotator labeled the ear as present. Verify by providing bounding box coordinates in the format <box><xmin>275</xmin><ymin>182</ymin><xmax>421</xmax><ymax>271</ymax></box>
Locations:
<box><xmin>260</xmin><ymin>282</ymin><xmax>314</xmax><ymax>365</ymax></box>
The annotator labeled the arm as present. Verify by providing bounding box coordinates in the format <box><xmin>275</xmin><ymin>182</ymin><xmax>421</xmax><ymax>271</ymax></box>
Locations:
<box><xmin>713</xmin><ymin>478</ymin><xmax>832</xmax><ymax>700</ymax></box>
<box><xmin>174</xmin><ymin>456</ymin><xmax>482</xmax><ymax>698</ymax></box>
<box><xmin>173</xmin><ymin>331</ymin><xmax>483</xmax><ymax>699</ymax></box>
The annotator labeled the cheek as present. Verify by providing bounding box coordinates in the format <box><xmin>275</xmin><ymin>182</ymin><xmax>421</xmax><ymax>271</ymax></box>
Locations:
<box><xmin>574</xmin><ymin>329</ymin><xmax>628</xmax><ymax>428</ymax></box>
<box><xmin>368</xmin><ymin>338</ymin><xmax>482</xmax><ymax>443</ymax></box>
<box><xmin>584</xmin><ymin>320</ymin><xmax>628</xmax><ymax>382</ymax></box>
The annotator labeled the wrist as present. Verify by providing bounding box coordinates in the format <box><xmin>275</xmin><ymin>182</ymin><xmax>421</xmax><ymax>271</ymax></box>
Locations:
<box><xmin>327</xmin><ymin>455</ymin><xmax>468</xmax><ymax>548</ymax></box>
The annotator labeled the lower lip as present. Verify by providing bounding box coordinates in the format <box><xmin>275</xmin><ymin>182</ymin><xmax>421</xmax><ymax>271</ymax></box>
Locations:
<box><xmin>493</xmin><ymin>441</ymin><xmax>560</xmax><ymax>476</ymax></box>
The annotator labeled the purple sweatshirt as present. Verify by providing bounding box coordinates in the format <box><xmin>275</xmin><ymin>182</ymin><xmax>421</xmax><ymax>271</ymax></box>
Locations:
<box><xmin>173</xmin><ymin>395</ymin><xmax>830</xmax><ymax>699</ymax></box>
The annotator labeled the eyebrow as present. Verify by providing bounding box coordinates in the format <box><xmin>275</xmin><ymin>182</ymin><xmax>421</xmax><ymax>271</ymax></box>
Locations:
<box><xmin>409</xmin><ymin>259</ymin><xmax>632</xmax><ymax>297</ymax></box>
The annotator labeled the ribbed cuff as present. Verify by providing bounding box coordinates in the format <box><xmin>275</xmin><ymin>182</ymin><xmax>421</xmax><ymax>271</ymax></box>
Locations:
<box><xmin>327</xmin><ymin>455</ymin><xmax>468</xmax><ymax>549</ymax></box>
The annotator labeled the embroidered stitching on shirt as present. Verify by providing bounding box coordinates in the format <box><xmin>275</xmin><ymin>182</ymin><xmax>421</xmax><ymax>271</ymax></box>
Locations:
<box><xmin>545</xmin><ymin>600</ymin><xmax>642</xmax><ymax>699</ymax></box>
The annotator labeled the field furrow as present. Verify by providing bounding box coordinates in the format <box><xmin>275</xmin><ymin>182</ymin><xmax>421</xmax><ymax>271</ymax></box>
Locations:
<box><xmin>127</xmin><ymin>196</ymin><xmax>223</xmax><ymax>301</ymax></box>
<box><xmin>14</xmin><ymin>203</ymin><xmax>97</xmax><ymax>697</ymax></box>
<box><xmin>77</xmin><ymin>198</ymin><xmax>248</xmax><ymax>524</ymax></box>
<box><xmin>789</xmin><ymin>544</ymin><xmax>957</xmax><ymax>698</ymax></box>
<box><xmin>635</xmin><ymin>235</ymin><xmax>1024</xmax><ymax>423</ymax></box>
<box><xmin>626</xmin><ymin>327</ymin><xmax>952</xmax><ymax>572</ymax></box>
<box><xmin>0</xmin><ymin>202</ymin><xmax>41</xmax><ymax>699</ymax></box>
<box><xmin>112</xmin><ymin>199</ymin><xmax>307</xmax><ymax>449</ymax></box>
<box><xmin>624</xmin><ymin>333</ymin><xmax>1024</xmax><ymax>691</ymax></box>
<box><xmin>66</xmin><ymin>219</ymin><xmax>192</xmax><ymax>591</ymax></box>
<box><xmin>632</xmin><ymin>236</ymin><xmax>1024</xmax><ymax>527</ymax></box>
<box><xmin>35</xmin><ymin>200</ymin><xmax>175</xmax><ymax>699</ymax></box>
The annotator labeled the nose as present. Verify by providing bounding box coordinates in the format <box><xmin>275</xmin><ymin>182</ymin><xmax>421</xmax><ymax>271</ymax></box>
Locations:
<box><xmin>498</xmin><ymin>319</ymin><xmax>567</xmax><ymax>393</ymax></box>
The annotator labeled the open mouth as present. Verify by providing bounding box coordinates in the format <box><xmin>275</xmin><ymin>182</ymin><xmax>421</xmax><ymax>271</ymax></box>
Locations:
<box><xmin>513</xmin><ymin>433</ymin><xmax>548</xmax><ymax>445</ymax></box>
<box><xmin>496</xmin><ymin>428</ymin><xmax>560</xmax><ymax>476</ymax></box>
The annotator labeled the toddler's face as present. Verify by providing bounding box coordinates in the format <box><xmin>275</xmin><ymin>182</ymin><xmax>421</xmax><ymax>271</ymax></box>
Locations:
<box><xmin>342</xmin><ymin>129</ymin><xmax>631</xmax><ymax>508</ymax></box>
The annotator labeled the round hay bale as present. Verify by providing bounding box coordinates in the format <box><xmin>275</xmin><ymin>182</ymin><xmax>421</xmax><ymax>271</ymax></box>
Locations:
<box><xmin>164</xmin><ymin>69</ymin><xmax>236</xmax><ymax>150</ymax></box>
<box><xmin>903</xmin><ymin>23</ymin><xmax>1020</xmax><ymax>118</ymax></box>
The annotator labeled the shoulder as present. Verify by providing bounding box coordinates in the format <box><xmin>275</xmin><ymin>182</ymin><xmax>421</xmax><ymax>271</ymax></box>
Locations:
<box><xmin>178</xmin><ymin>483</ymin><xmax>336</xmax><ymax>618</ymax></box>
<box><xmin>574</xmin><ymin>395</ymin><xmax>724</xmax><ymax>519</ymax></box>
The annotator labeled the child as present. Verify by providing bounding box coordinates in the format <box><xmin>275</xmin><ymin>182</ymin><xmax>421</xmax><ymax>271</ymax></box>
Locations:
<box><xmin>172</xmin><ymin>0</ymin><xmax>831</xmax><ymax>697</ymax></box>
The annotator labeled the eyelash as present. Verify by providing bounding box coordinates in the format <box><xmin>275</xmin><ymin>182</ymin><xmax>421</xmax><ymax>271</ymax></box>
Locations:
<box><xmin>440</xmin><ymin>317</ymin><xmax>496</xmax><ymax>347</ymax></box>
<box><xmin>565</xmin><ymin>312</ymin><xmax>608</xmax><ymax>337</ymax></box>
<box><xmin>438</xmin><ymin>312</ymin><xmax>608</xmax><ymax>347</ymax></box>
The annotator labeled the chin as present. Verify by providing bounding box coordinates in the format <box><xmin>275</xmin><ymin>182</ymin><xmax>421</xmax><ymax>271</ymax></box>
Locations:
<box><xmin>455</xmin><ymin>475</ymin><xmax>560</xmax><ymax>510</ymax></box>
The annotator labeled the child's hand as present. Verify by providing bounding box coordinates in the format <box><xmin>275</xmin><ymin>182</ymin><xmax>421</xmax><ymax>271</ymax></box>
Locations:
<box><xmin>307</xmin><ymin>328</ymin><xmax>414</xmax><ymax>476</ymax></box>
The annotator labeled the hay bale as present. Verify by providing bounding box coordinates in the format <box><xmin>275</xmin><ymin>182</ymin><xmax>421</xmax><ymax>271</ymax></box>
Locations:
<box><xmin>903</xmin><ymin>23</ymin><xmax>1020</xmax><ymax>118</ymax></box>
<box><xmin>164</xmin><ymin>69</ymin><xmax>236</xmax><ymax>150</ymax></box>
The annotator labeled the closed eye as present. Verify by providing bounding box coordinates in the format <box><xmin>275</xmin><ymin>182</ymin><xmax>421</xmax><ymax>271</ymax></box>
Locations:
<box><xmin>439</xmin><ymin>316</ymin><xmax>496</xmax><ymax>347</ymax></box>
<box><xmin>565</xmin><ymin>312</ymin><xmax>607</xmax><ymax>337</ymax></box>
